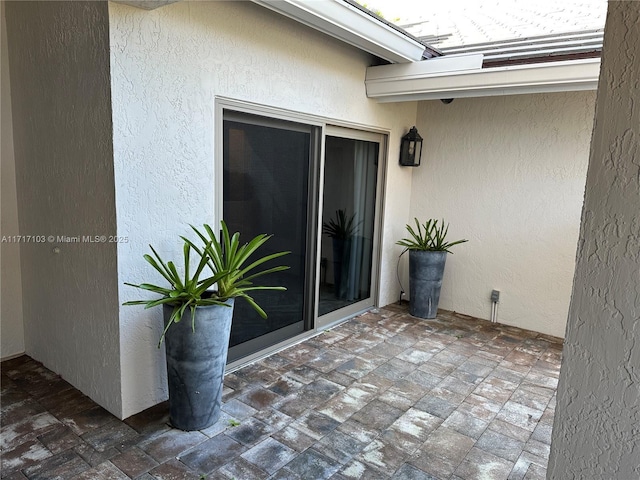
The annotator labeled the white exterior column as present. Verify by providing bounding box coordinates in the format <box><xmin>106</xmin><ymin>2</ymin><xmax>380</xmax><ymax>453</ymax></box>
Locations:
<box><xmin>548</xmin><ymin>1</ymin><xmax>640</xmax><ymax>477</ymax></box>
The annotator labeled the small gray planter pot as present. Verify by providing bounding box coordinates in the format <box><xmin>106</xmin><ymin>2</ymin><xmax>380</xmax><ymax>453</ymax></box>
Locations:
<box><xmin>163</xmin><ymin>299</ymin><xmax>234</xmax><ymax>431</ymax></box>
<box><xmin>409</xmin><ymin>250</ymin><xmax>447</xmax><ymax>319</ymax></box>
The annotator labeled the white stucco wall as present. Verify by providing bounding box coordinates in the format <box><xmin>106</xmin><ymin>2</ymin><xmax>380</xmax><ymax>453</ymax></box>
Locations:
<box><xmin>5</xmin><ymin>1</ymin><xmax>121</xmax><ymax>415</ymax></box>
<box><xmin>1</xmin><ymin>2</ymin><xmax>25</xmax><ymax>360</ymax></box>
<box><xmin>411</xmin><ymin>92</ymin><xmax>595</xmax><ymax>338</ymax></box>
<box><xmin>109</xmin><ymin>1</ymin><xmax>416</xmax><ymax>418</ymax></box>
<box><xmin>549</xmin><ymin>2</ymin><xmax>640</xmax><ymax>477</ymax></box>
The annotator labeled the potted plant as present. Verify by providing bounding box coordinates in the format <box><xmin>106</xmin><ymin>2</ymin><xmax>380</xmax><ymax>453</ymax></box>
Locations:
<box><xmin>397</xmin><ymin>218</ymin><xmax>467</xmax><ymax>319</ymax></box>
<box><xmin>322</xmin><ymin>209</ymin><xmax>359</xmax><ymax>299</ymax></box>
<box><xmin>124</xmin><ymin>221</ymin><xmax>289</xmax><ymax>431</ymax></box>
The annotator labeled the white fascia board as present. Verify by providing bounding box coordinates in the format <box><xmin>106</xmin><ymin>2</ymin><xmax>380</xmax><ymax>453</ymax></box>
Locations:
<box><xmin>366</xmin><ymin>57</ymin><xmax>601</xmax><ymax>102</ymax></box>
<box><xmin>365</xmin><ymin>53</ymin><xmax>484</xmax><ymax>80</ymax></box>
<box><xmin>251</xmin><ymin>0</ymin><xmax>426</xmax><ymax>63</ymax></box>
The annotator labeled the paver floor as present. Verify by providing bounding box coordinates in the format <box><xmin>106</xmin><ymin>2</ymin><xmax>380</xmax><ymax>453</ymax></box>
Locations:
<box><xmin>1</xmin><ymin>305</ymin><xmax>562</xmax><ymax>479</ymax></box>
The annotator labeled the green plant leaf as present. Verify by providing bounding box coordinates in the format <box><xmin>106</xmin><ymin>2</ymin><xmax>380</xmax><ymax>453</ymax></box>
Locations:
<box><xmin>166</xmin><ymin>262</ymin><xmax>183</xmax><ymax>290</ymax></box>
<box><xmin>198</xmin><ymin>298</ymin><xmax>231</xmax><ymax>306</ymax></box>
<box><xmin>148</xmin><ymin>246</ymin><xmax>177</xmax><ymax>283</ymax></box>
<box><xmin>122</xmin><ymin>300</ymin><xmax>151</xmax><ymax>306</ymax></box>
<box><xmin>396</xmin><ymin>218</ymin><xmax>468</xmax><ymax>252</ymax></box>
<box><xmin>240</xmin><ymin>294</ymin><xmax>268</xmax><ymax>318</ymax></box>
<box><xmin>124</xmin><ymin>283</ymin><xmax>173</xmax><ymax>297</ymax></box>
<box><xmin>241</xmin><ymin>264</ymin><xmax>290</xmax><ymax>283</ymax></box>
<box><xmin>145</xmin><ymin>297</ymin><xmax>182</xmax><ymax>308</ymax></box>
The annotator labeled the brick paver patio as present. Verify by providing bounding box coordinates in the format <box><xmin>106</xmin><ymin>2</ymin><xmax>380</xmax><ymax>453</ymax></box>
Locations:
<box><xmin>1</xmin><ymin>305</ymin><xmax>561</xmax><ymax>479</ymax></box>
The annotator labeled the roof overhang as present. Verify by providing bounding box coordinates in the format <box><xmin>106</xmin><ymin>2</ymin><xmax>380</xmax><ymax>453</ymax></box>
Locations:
<box><xmin>250</xmin><ymin>0</ymin><xmax>427</xmax><ymax>63</ymax></box>
<box><xmin>366</xmin><ymin>56</ymin><xmax>601</xmax><ymax>102</ymax></box>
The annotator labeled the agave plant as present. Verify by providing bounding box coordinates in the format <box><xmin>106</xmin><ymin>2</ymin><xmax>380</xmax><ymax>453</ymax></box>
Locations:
<box><xmin>188</xmin><ymin>222</ymin><xmax>289</xmax><ymax>317</ymax></box>
<box><xmin>397</xmin><ymin>218</ymin><xmax>468</xmax><ymax>253</ymax></box>
<box><xmin>322</xmin><ymin>209</ymin><xmax>360</xmax><ymax>240</ymax></box>
<box><xmin>124</xmin><ymin>221</ymin><xmax>289</xmax><ymax>346</ymax></box>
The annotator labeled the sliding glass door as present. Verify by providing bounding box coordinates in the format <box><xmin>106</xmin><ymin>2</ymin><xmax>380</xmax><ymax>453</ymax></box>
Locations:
<box><xmin>223</xmin><ymin>111</ymin><xmax>319</xmax><ymax>362</ymax></box>
<box><xmin>222</xmin><ymin>107</ymin><xmax>384</xmax><ymax>361</ymax></box>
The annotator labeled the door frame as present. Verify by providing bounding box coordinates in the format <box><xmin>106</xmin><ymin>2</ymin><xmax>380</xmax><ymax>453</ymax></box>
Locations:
<box><xmin>214</xmin><ymin>97</ymin><xmax>389</xmax><ymax>365</ymax></box>
<box><xmin>315</xmin><ymin>125</ymin><xmax>387</xmax><ymax>330</ymax></box>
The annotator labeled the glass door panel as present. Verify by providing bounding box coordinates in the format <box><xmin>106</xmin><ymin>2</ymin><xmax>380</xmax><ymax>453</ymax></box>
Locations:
<box><xmin>223</xmin><ymin>112</ymin><xmax>317</xmax><ymax>362</ymax></box>
<box><xmin>318</xmin><ymin>134</ymin><xmax>380</xmax><ymax>320</ymax></box>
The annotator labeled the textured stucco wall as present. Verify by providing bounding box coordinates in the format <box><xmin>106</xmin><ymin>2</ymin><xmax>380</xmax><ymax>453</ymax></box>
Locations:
<box><xmin>109</xmin><ymin>0</ymin><xmax>417</xmax><ymax>417</ymax></box>
<box><xmin>5</xmin><ymin>1</ymin><xmax>122</xmax><ymax>415</ymax></box>
<box><xmin>1</xmin><ymin>2</ymin><xmax>25</xmax><ymax>359</ymax></box>
<box><xmin>412</xmin><ymin>92</ymin><xmax>595</xmax><ymax>338</ymax></box>
<box><xmin>549</xmin><ymin>2</ymin><xmax>640</xmax><ymax>477</ymax></box>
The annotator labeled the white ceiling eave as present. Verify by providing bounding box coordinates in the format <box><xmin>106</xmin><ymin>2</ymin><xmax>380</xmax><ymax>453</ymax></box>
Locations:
<box><xmin>250</xmin><ymin>0</ymin><xmax>426</xmax><ymax>63</ymax></box>
<box><xmin>365</xmin><ymin>57</ymin><xmax>601</xmax><ymax>102</ymax></box>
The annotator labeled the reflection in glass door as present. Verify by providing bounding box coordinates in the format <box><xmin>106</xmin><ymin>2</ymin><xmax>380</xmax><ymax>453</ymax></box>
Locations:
<box><xmin>319</xmin><ymin>134</ymin><xmax>380</xmax><ymax>320</ymax></box>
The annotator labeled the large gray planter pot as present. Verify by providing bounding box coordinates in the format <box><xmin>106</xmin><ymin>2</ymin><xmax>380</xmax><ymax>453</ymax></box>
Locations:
<box><xmin>409</xmin><ymin>250</ymin><xmax>447</xmax><ymax>319</ymax></box>
<box><xmin>163</xmin><ymin>299</ymin><xmax>234</xmax><ymax>431</ymax></box>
